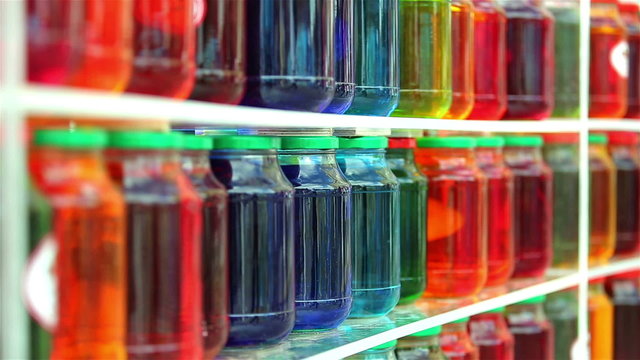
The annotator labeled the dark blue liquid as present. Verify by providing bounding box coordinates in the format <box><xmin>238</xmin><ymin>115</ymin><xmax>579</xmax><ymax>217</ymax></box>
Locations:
<box><xmin>280</xmin><ymin>152</ymin><xmax>352</xmax><ymax>330</ymax></box>
<box><xmin>337</xmin><ymin>149</ymin><xmax>400</xmax><ymax>317</ymax></box>
<box><xmin>323</xmin><ymin>0</ymin><xmax>356</xmax><ymax>114</ymax></box>
<box><xmin>242</xmin><ymin>0</ymin><xmax>335</xmax><ymax>112</ymax></box>
<box><xmin>210</xmin><ymin>151</ymin><xmax>295</xmax><ymax>346</ymax></box>
<box><xmin>346</xmin><ymin>0</ymin><xmax>400</xmax><ymax>116</ymax></box>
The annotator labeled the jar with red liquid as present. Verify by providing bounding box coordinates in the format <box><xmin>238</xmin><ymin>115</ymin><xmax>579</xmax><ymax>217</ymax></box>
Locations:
<box><xmin>503</xmin><ymin>136</ymin><xmax>553</xmax><ymax>279</ymax></box>
<box><xmin>475</xmin><ymin>137</ymin><xmax>514</xmax><ymax>287</ymax></box>
<box><xmin>498</xmin><ymin>0</ymin><xmax>555</xmax><ymax>120</ymax></box>
<box><xmin>180</xmin><ymin>136</ymin><xmax>229</xmax><ymax>358</ymax></box>
<box><xmin>469</xmin><ymin>307</ymin><xmax>515</xmax><ymax>360</ymax></box>
<box><xmin>396</xmin><ymin>326</ymin><xmax>447</xmax><ymax>360</ymax></box>
<box><xmin>443</xmin><ymin>0</ymin><xmax>475</xmax><ymax>120</ymax></box>
<box><xmin>416</xmin><ymin>137</ymin><xmax>487</xmax><ymax>298</ymax></box>
<box><xmin>106</xmin><ymin>132</ymin><xmax>203</xmax><ymax>359</ymax></box>
<box><xmin>605</xmin><ymin>271</ymin><xmax>640</xmax><ymax>360</ymax></box>
<box><xmin>467</xmin><ymin>0</ymin><xmax>507</xmax><ymax>120</ymax></box>
<box><xmin>506</xmin><ymin>295</ymin><xmax>554</xmax><ymax>360</ymax></box>
<box><xmin>29</xmin><ymin>129</ymin><xmax>127</xmax><ymax>359</ymax></box>
<box><xmin>620</xmin><ymin>0</ymin><xmax>640</xmax><ymax>119</ymax></box>
<box><xmin>440</xmin><ymin>318</ymin><xmax>479</xmax><ymax>360</ymax></box>
<box><xmin>608</xmin><ymin>132</ymin><xmax>640</xmax><ymax>257</ymax></box>
<box><xmin>126</xmin><ymin>0</ymin><xmax>196</xmax><ymax>99</ymax></box>
<box><xmin>589</xmin><ymin>133</ymin><xmax>617</xmax><ymax>266</ymax></box>
<box><xmin>189</xmin><ymin>0</ymin><xmax>246</xmax><ymax>105</ymax></box>
<box><xmin>590</xmin><ymin>0</ymin><xmax>628</xmax><ymax>119</ymax></box>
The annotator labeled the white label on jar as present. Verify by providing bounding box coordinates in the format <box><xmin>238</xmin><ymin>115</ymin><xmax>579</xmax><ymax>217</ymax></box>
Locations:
<box><xmin>611</xmin><ymin>41</ymin><xmax>630</xmax><ymax>78</ymax></box>
<box><xmin>23</xmin><ymin>234</ymin><xmax>58</xmax><ymax>331</ymax></box>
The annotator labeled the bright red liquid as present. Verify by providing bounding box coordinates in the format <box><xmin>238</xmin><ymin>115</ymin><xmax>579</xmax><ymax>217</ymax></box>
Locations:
<box><xmin>511</xmin><ymin>326</ymin><xmax>554</xmax><ymax>360</ymax></box>
<box><xmin>468</xmin><ymin>0</ymin><xmax>507</xmax><ymax>120</ymax></box>
<box><xmin>469</xmin><ymin>313</ymin><xmax>515</xmax><ymax>360</ymax></box>
<box><xmin>590</xmin><ymin>30</ymin><xmax>628</xmax><ymax>118</ymax></box>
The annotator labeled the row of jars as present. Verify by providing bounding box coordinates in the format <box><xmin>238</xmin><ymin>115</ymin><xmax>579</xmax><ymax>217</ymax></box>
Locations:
<box><xmin>27</xmin><ymin>0</ymin><xmax>640</xmax><ymax>121</ymax></box>
<box><xmin>350</xmin><ymin>272</ymin><xmax>640</xmax><ymax>360</ymax></box>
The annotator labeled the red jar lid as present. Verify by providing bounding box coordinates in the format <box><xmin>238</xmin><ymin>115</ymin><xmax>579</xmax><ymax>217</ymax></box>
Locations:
<box><xmin>542</xmin><ymin>133</ymin><xmax>579</xmax><ymax>144</ymax></box>
<box><xmin>388</xmin><ymin>137</ymin><xmax>417</xmax><ymax>149</ymax></box>
<box><xmin>607</xmin><ymin>131</ymin><xmax>639</xmax><ymax>145</ymax></box>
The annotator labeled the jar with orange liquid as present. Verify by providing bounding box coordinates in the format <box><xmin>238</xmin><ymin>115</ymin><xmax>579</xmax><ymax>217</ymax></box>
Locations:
<box><xmin>443</xmin><ymin>0</ymin><xmax>475</xmax><ymax>120</ymax></box>
<box><xmin>590</xmin><ymin>0</ymin><xmax>628</xmax><ymax>119</ymax></box>
<box><xmin>29</xmin><ymin>129</ymin><xmax>127</xmax><ymax>359</ymax></box>
<box><xmin>589</xmin><ymin>134</ymin><xmax>616</xmax><ymax>266</ymax></box>
<box><xmin>416</xmin><ymin>137</ymin><xmax>487</xmax><ymax>298</ymax></box>
<box><xmin>589</xmin><ymin>279</ymin><xmax>613</xmax><ymax>360</ymax></box>
<box><xmin>620</xmin><ymin>0</ymin><xmax>640</xmax><ymax>119</ymax></box>
<box><xmin>467</xmin><ymin>0</ymin><xmax>507</xmax><ymax>120</ymax></box>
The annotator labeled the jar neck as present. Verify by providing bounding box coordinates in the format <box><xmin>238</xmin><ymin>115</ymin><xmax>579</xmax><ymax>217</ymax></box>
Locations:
<box><xmin>337</xmin><ymin>148</ymin><xmax>387</xmax><ymax>160</ymax></box>
<box><xmin>181</xmin><ymin>150</ymin><xmax>213</xmax><ymax>175</ymax></box>
<box><xmin>475</xmin><ymin>147</ymin><xmax>504</xmax><ymax>167</ymax></box>
<box><xmin>499</xmin><ymin>0</ymin><xmax>542</xmax><ymax>7</ymax></box>
<box><xmin>415</xmin><ymin>147</ymin><xmax>475</xmax><ymax>170</ymax></box>
<box><xmin>507</xmin><ymin>304</ymin><xmax>546</xmax><ymax>324</ymax></box>
<box><xmin>278</xmin><ymin>149</ymin><xmax>338</xmax><ymax>166</ymax></box>
<box><xmin>107</xmin><ymin>148</ymin><xmax>178</xmax><ymax>182</ymax></box>
<box><xmin>589</xmin><ymin>282</ymin><xmax>606</xmax><ymax>295</ymax></box>
<box><xmin>443</xmin><ymin>322</ymin><xmax>468</xmax><ymax>334</ymax></box>
<box><xmin>591</xmin><ymin>3</ymin><xmax>622</xmax><ymax>18</ymax></box>
<box><xmin>504</xmin><ymin>146</ymin><xmax>543</xmax><ymax>163</ymax></box>
<box><xmin>33</xmin><ymin>147</ymin><xmax>107</xmax><ymax>181</ymax></box>
<box><xmin>621</xmin><ymin>8</ymin><xmax>640</xmax><ymax>24</ymax></box>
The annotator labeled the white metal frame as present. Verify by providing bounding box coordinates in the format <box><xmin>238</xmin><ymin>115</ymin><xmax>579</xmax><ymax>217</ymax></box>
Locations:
<box><xmin>1</xmin><ymin>0</ymin><xmax>639</xmax><ymax>358</ymax></box>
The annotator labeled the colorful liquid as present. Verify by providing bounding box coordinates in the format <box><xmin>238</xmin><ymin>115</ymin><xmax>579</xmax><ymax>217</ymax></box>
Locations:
<box><xmin>589</xmin><ymin>283</ymin><xmax>613</xmax><ymax>360</ymax></box>
<box><xmin>279</xmin><ymin>152</ymin><xmax>352</xmax><ymax>330</ymax></box>
<box><xmin>610</xmin><ymin>145</ymin><xmax>640</xmax><ymax>256</ymax></box>
<box><xmin>126</xmin><ymin>0</ymin><xmax>196</xmax><ymax>99</ymax></box>
<box><xmin>545</xmin><ymin>291</ymin><xmax>578</xmax><ymax>360</ymax></box>
<box><xmin>589</xmin><ymin>146</ymin><xmax>616</xmax><ymax>265</ymax></box>
<box><xmin>589</xmin><ymin>25</ymin><xmax>628</xmax><ymax>118</ymax></box>
<box><xmin>507</xmin><ymin>308</ymin><xmax>554</xmax><ymax>360</ymax></box>
<box><xmin>242</xmin><ymin>0</ymin><xmax>335</xmax><ymax>112</ymax></box>
<box><xmin>608</xmin><ymin>276</ymin><xmax>640</xmax><ymax>360</ymax></box>
<box><xmin>209</xmin><ymin>150</ymin><xmax>295</xmax><ymax>346</ymax></box>
<box><xmin>501</xmin><ymin>2</ymin><xmax>554</xmax><ymax>120</ymax></box>
<box><xmin>469</xmin><ymin>313</ymin><xmax>514</xmax><ymax>360</ymax></box>
<box><xmin>440</xmin><ymin>323</ymin><xmax>479</xmax><ymax>360</ymax></box>
<box><xmin>337</xmin><ymin>149</ymin><xmax>400</xmax><ymax>317</ymax></box>
<box><xmin>393</xmin><ymin>0</ymin><xmax>452</xmax><ymax>118</ymax></box>
<box><xmin>468</xmin><ymin>0</ymin><xmax>507</xmax><ymax>120</ymax></box>
<box><xmin>387</xmin><ymin>148</ymin><xmax>428</xmax><ymax>304</ymax></box>
<box><xmin>324</xmin><ymin>0</ymin><xmax>356</xmax><ymax>114</ymax></box>
<box><xmin>396</xmin><ymin>336</ymin><xmax>448</xmax><ymax>360</ymax></box>
<box><xmin>189</xmin><ymin>0</ymin><xmax>246</xmax><ymax>105</ymax></box>
<box><xmin>627</xmin><ymin>32</ymin><xmax>640</xmax><ymax>118</ymax></box>
<box><xmin>443</xmin><ymin>0</ymin><xmax>474</xmax><ymax>120</ymax></box>
<box><xmin>347</xmin><ymin>0</ymin><xmax>400</xmax><ymax>116</ymax></box>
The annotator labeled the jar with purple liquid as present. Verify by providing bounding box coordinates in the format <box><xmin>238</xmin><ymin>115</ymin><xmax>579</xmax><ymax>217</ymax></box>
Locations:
<box><xmin>324</xmin><ymin>0</ymin><xmax>356</xmax><ymax>114</ymax></box>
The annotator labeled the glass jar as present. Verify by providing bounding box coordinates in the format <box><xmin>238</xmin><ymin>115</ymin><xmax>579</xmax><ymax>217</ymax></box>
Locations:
<box><xmin>620</xmin><ymin>0</ymin><xmax>640</xmax><ymax>119</ymax></box>
<box><xmin>475</xmin><ymin>137</ymin><xmax>514</xmax><ymax>287</ymax></box>
<box><xmin>181</xmin><ymin>136</ymin><xmax>229</xmax><ymax>358</ymax></box>
<box><xmin>589</xmin><ymin>280</ymin><xmax>613</xmax><ymax>360</ymax></box>
<box><xmin>469</xmin><ymin>307</ymin><xmax>514</xmax><ymax>360</ymax></box>
<box><xmin>346</xmin><ymin>0</ymin><xmax>400</xmax><ymax>116</ymax></box>
<box><xmin>497</xmin><ymin>0</ymin><xmax>554</xmax><ymax>120</ymax></box>
<box><xmin>443</xmin><ymin>0</ymin><xmax>475</xmax><ymax>120</ymax></box>
<box><xmin>606</xmin><ymin>271</ymin><xmax>640</xmax><ymax>360</ymax></box>
<box><xmin>544</xmin><ymin>290</ymin><xmax>578</xmax><ymax>360</ymax></box>
<box><xmin>503</xmin><ymin>136</ymin><xmax>553</xmax><ymax>279</ymax></box>
<box><xmin>415</xmin><ymin>137</ymin><xmax>487</xmax><ymax>298</ymax></box>
<box><xmin>589</xmin><ymin>134</ymin><xmax>617</xmax><ymax>266</ymax></box>
<box><xmin>546</xmin><ymin>0</ymin><xmax>581</xmax><ymax>119</ymax></box>
<box><xmin>542</xmin><ymin>133</ymin><xmax>579</xmax><ymax>269</ymax></box>
<box><xmin>396</xmin><ymin>326</ymin><xmax>447</xmax><ymax>360</ymax></box>
<box><xmin>440</xmin><ymin>318</ymin><xmax>479</xmax><ymax>360</ymax></box>
<box><xmin>278</xmin><ymin>137</ymin><xmax>352</xmax><ymax>330</ymax></box>
<box><xmin>348</xmin><ymin>340</ymin><xmax>399</xmax><ymax>360</ymax></box>
<box><xmin>506</xmin><ymin>295</ymin><xmax>554</xmax><ymax>360</ymax></box>
<box><xmin>324</xmin><ymin>0</ymin><xmax>356</xmax><ymax>114</ymax></box>
<box><xmin>387</xmin><ymin>138</ymin><xmax>428</xmax><ymax>304</ymax></box>
<box><xmin>209</xmin><ymin>136</ymin><xmax>295</xmax><ymax>346</ymax></box>
<box><xmin>242</xmin><ymin>0</ymin><xmax>335</xmax><ymax>112</ymax></box>
<box><xmin>337</xmin><ymin>137</ymin><xmax>400</xmax><ymax>317</ymax></box>
<box><xmin>590</xmin><ymin>0</ymin><xmax>629</xmax><ymax>118</ymax></box>
<box><xmin>30</xmin><ymin>130</ymin><xmax>127</xmax><ymax>359</ymax></box>
<box><xmin>189</xmin><ymin>0</ymin><xmax>246</xmax><ymax>105</ymax></box>
<box><xmin>607</xmin><ymin>132</ymin><xmax>640</xmax><ymax>257</ymax></box>
<box><xmin>468</xmin><ymin>0</ymin><xmax>507</xmax><ymax>120</ymax></box>
<box><xmin>106</xmin><ymin>132</ymin><xmax>203</xmax><ymax>359</ymax></box>
<box><xmin>393</xmin><ymin>0</ymin><xmax>452</xmax><ymax>119</ymax></box>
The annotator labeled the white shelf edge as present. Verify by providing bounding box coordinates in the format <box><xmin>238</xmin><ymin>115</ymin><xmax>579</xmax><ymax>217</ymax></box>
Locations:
<box><xmin>588</xmin><ymin>257</ymin><xmax>640</xmax><ymax>279</ymax></box>
<box><xmin>588</xmin><ymin>120</ymin><xmax>640</xmax><ymax>132</ymax></box>
<box><xmin>12</xmin><ymin>85</ymin><xmax>586</xmax><ymax>133</ymax></box>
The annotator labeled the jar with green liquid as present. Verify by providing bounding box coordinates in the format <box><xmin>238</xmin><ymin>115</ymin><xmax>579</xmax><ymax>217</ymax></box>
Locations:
<box><xmin>393</xmin><ymin>0</ymin><xmax>453</xmax><ymax>118</ymax></box>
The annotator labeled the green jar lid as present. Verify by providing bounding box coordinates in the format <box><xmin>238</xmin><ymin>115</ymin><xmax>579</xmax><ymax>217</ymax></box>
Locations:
<box><xmin>503</xmin><ymin>135</ymin><xmax>544</xmax><ymax>147</ymax></box>
<box><xmin>339</xmin><ymin>136</ymin><xmax>388</xmax><ymax>149</ymax></box>
<box><xmin>417</xmin><ymin>136</ymin><xmax>476</xmax><ymax>148</ymax></box>
<box><xmin>109</xmin><ymin>131</ymin><xmax>175</xmax><ymax>149</ymax></box>
<box><xmin>450</xmin><ymin>317</ymin><xmax>470</xmax><ymax>324</ymax></box>
<box><xmin>409</xmin><ymin>326</ymin><xmax>442</xmax><ymax>337</ymax></box>
<box><xmin>34</xmin><ymin>129</ymin><xmax>108</xmax><ymax>149</ymax></box>
<box><xmin>475</xmin><ymin>136</ymin><xmax>505</xmax><ymax>148</ymax></box>
<box><xmin>485</xmin><ymin>306</ymin><xmax>506</xmax><ymax>314</ymax></box>
<box><xmin>516</xmin><ymin>295</ymin><xmax>547</xmax><ymax>305</ymax></box>
<box><xmin>281</xmin><ymin>136</ymin><xmax>339</xmax><ymax>150</ymax></box>
<box><xmin>183</xmin><ymin>135</ymin><xmax>214</xmax><ymax>150</ymax></box>
<box><xmin>368</xmin><ymin>340</ymin><xmax>398</xmax><ymax>351</ymax></box>
<box><xmin>589</xmin><ymin>133</ymin><xmax>608</xmax><ymax>144</ymax></box>
<box><xmin>213</xmin><ymin>136</ymin><xmax>280</xmax><ymax>150</ymax></box>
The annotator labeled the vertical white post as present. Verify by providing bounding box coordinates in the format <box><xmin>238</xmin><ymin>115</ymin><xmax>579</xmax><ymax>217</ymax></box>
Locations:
<box><xmin>0</xmin><ymin>0</ymin><xmax>29</xmax><ymax>358</ymax></box>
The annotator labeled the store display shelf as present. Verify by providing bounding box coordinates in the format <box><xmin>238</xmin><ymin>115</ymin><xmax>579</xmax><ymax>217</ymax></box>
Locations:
<box><xmin>588</xmin><ymin>120</ymin><xmax>640</xmax><ymax>132</ymax></box>
<box><xmin>9</xmin><ymin>85</ymin><xmax>585</xmax><ymax>133</ymax></box>
<box><xmin>588</xmin><ymin>257</ymin><xmax>640</xmax><ymax>279</ymax></box>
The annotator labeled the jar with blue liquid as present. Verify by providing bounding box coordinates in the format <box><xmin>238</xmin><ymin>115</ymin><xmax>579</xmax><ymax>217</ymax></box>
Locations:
<box><xmin>209</xmin><ymin>136</ymin><xmax>295</xmax><ymax>346</ymax></box>
<box><xmin>278</xmin><ymin>137</ymin><xmax>353</xmax><ymax>330</ymax></box>
<box><xmin>324</xmin><ymin>0</ymin><xmax>356</xmax><ymax>114</ymax></box>
<box><xmin>346</xmin><ymin>0</ymin><xmax>400</xmax><ymax>116</ymax></box>
<box><xmin>242</xmin><ymin>0</ymin><xmax>336</xmax><ymax>112</ymax></box>
<box><xmin>338</xmin><ymin>137</ymin><xmax>401</xmax><ymax>317</ymax></box>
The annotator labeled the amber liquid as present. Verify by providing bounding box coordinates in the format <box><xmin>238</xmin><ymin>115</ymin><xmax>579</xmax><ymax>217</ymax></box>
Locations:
<box><xmin>444</xmin><ymin>0</ymin><xmax>475</xmax><ymax>119</ymax></box>
<box><xmin>589</xmin><ymin>150</ymin><xmax>616</xmax><ymax>266</ymax></box>
<box><xmin>589</xmin><ymin>285</ymin><xmax>613</xmax><ymax>360</ymax></box>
